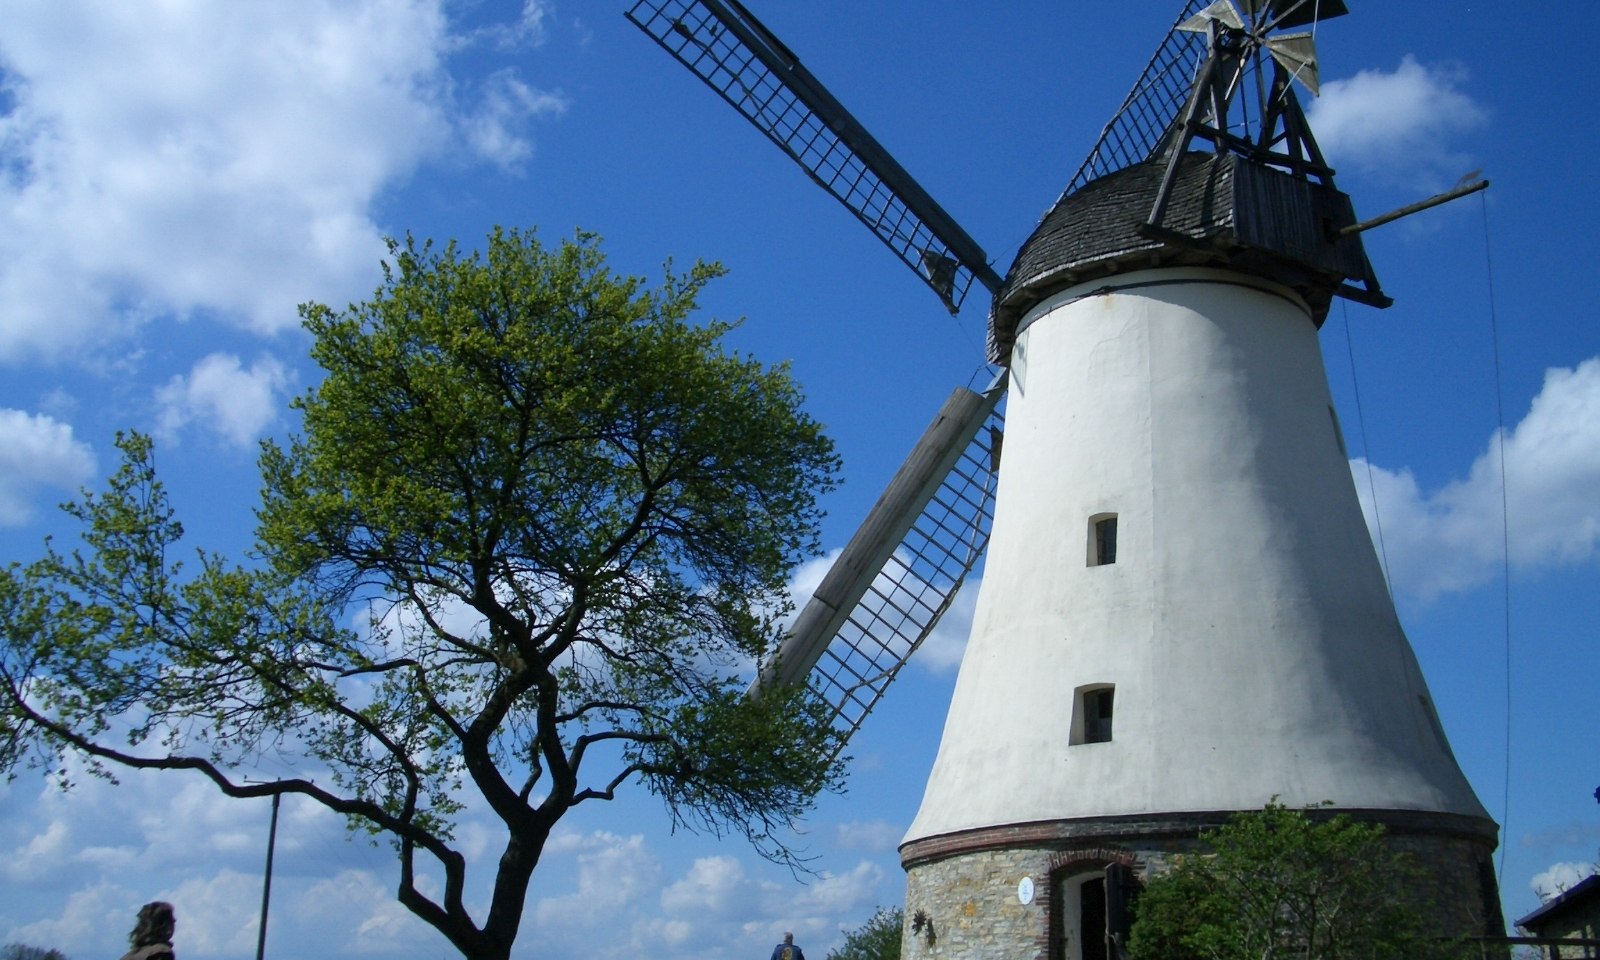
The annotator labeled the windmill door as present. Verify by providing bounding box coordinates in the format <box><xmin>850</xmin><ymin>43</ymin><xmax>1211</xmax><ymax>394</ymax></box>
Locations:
<box><xmin>1053</xmin><ymin>863</ymin><xmax>1134</xmax><ymax>960</ymax></box>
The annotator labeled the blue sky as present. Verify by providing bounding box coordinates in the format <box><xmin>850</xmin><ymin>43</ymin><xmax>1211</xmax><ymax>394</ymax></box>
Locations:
<box><xmin>1</xmin><ymin>1</ymin><xmax>1597</xmax><ymax>958</ymax></box>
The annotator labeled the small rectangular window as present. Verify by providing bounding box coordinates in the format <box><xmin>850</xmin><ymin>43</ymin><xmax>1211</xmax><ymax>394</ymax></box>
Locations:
<box><xmin>1084</xmin><ymin>688</ymin><xmax>1114</xmax><ymax>743</ymax></box>
<box><xmin>1092</xmin><ymin>516</ymin><xmax>1117</xmax><ymax>566</ymax></box>
<box><xmin>1070</xmin><ymin>683</ymin><xmax>1116</xmax><ymax>745</ymax></box>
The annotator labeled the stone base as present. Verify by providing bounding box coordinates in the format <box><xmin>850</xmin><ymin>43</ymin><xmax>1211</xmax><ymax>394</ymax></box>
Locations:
<box><xmin>899</xmin><ymin>810</ymin><xmax>1502</xmax><ymax>960</ymax></box>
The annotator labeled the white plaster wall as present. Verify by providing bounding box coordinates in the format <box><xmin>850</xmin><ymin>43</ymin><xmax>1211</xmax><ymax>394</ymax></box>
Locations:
<box><xmin>905</xmin><ymin>268</ymin><xmax>1489</xmax><ymax>844</ymax></box>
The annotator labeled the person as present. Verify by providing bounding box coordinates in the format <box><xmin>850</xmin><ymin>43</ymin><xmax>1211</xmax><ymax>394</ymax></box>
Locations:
<box><xmin>119</xmin><ymin>901</ymin><xmax>176</xmax><ymax>960</ymax></box>
<box><xmin>770</xmin><ymin>931</ymin><xmax>805</xmax><ymax>960</ymax></box>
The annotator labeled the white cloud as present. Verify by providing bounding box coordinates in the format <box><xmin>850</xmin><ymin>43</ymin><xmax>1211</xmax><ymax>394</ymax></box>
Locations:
<box><xmin>3</xmin><ymin>881</ymin><xmax>132</xmax><ymax>959</ymax></box>
<box><xmin>1</xmin><ymin>759</ymin><xmax>269</xmax><ymax>887</ymax></box>
<box><xmin>0</xmin><ymin>758</ymin><xmax>458</xmax><ymax>958</ymax></box>
<box><xmin>534</xmin><ymin>831</ymin><xmax>664</xmax><ymax>930</ymax></box>
<box><xmin>153</xmin><ymin>352</ymin><xmax>289</xmax><ymax>447</ymax></box>
<box><xmin>5</xmin><ymin>818</ymin><xmax>70</xmax><ymax>881</ymax></box>
<box><xmin>468</xmin><ymin>0</ymin><xmax>557</xmax><ymax>53</ymax></box>
<box><xmin>0</xmin><ymin>754</ymin><xmax>898</xmax><ymax>960</ymax></box>
<box><xmin>1530</xmin><ymin>861</ymin><xmax>1596</xmax><ymax>901</ymax></box>
<box><xmin>915</xmin><ymin>578</ymin><xmax>976</xmax><ymax>673</ymax></box>
<box><xmin>12</xmin><ymin>864</ymin><xmax>395</xmax><ymax>959</ymax></box>
<box><xmin>134</xmin><ymin>778</ymin><xmax>270</xmax><ymax>862</ymax></box>
<box><xmin>785</xmin><ymin>550</ymin><xmax>838</xmax><ymax>620</ymax></box>
<box><xmin>833</xmin><ymin>819</ymin><xmax>903</xmax><ymax>853</ymax></box>
<box><xmin>519</xmin><ymin>828</ymin><xmax>891</xmax><ymax>960</ymax></box>
<box><xmin>460</xmin><ymin>69</ymin><xmax>569</xmax><ymax>173</ymax></box>
<box><xmin>1354</xmin><ymin>357</ymin><xmax>1600</xmax><ymax>600</ymax></box>
<box><xmin>153</xmin><ymin>869</ymin><xmax>264</xmax><ymax>956</ymax></box>
<box><xmin>753</xmin><ymin>859</ymin><xmax>886</xmax><ymax>951</ymax></box>
<box><xmin>0</xmin><ymin>1</ymin><xmax>447</xmax><ymax>361</ymax></box>
<box><xmin>514</xmin><ymin>0</ymin><xmax>555</xmax><ymax>43</ymax></box>
<box><xmin>781</xmin><ymin>859</ymin><xmax>885</xmax><ymax>917</ymax></box>
<box><xmin>296</xmin><ymin>868</ymin><xmax>441</xmax><ymax>954</ymax></box>
<box><xmin>783</xmin><ymin>547</ymin><xmax>975</xmax><ymax>677</ymax></box>
<box><xmin>659</xmin><ymin>855</ymin><xmax>756</xmax><ymax>918</ymax></box>
<box><xmin>1309</xmin><ymin>55</ymin><xmax>1486</xmax><ymax>186</ymax></box>
<box><xmin>0</xmin><ymin>407</ymin><xmax>95</xmax><ymax>525</ymax></box>
<box><xmin>0</xmin><ymin>0</ymin><xmax>565</xmax><ymax>364</ymax></box>
<box><xmin>644</xmin><ymin>854</ymin><xmax>883</xmax><ymax>960</ymax></box>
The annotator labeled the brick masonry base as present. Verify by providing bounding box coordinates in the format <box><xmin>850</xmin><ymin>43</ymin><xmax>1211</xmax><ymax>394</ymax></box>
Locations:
<box><xmin>898</xmin><ymin>810</ymin><xmax>1503</xmax><ymax>960</ymax></box>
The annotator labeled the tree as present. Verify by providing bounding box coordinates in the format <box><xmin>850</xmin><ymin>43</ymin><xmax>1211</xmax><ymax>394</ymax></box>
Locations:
<box><xmin>1127</xmin><ymin>802</ymin><xmax>1455</xmax><ymax>960</ymax></box>
<box><xmin>0</xmin><ymin>228</ymin><xmax>844</xmax><ymax>960</ymax></box>
<box><xmin>0</xmin><ymin>945</ymin><xmax>70</xmax><ymax>960</ymax></box>
<box><xmin>828</xmin><ymin>906</ymin><xmax>903</xmax><ymax>960</ymax></box>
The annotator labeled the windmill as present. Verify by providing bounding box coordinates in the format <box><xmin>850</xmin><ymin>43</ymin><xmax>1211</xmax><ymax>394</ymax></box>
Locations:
<box><xmin>627</xmin><ymin>2</ymin><xmax>1500</xmax><ymax>957</ymax></box>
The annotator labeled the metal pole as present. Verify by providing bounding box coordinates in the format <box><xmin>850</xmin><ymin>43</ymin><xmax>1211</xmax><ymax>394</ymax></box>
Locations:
<box><xmin>255</xmin><ymin>792</ymin><xmax>281</xmax><ymax>960</ymax></box>
<box><xmin>1337</xmin><ymin>179</ymin><xmax>1489</xmax><ymax>236</ymax></box>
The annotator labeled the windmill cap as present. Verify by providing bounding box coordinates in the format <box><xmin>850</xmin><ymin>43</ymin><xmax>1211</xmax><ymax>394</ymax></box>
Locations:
<box><xmin>987</xmin><ymin>151</ymin><xmax>1376</xmax><ymax>366</ymax></box>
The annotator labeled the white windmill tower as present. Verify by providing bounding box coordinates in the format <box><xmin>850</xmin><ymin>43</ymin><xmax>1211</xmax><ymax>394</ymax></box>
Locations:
<box><xmin>627</xmin><ymin>2</ymin><xmax>1502</xmax><ymax>958</ymax></box>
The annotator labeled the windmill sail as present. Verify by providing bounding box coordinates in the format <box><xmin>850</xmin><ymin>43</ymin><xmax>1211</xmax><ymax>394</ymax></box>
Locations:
<box><xmin>756</xmin><ymin>376</ymin><xmax>1004</xmax><ymax>759</ymax></box>
<box><xmin>633</xmin><ymin>3</ymin><xmax>1503</xmax><ymax>949</ymax></box>
<box><xmin>1061</xmin><ymin>0</ymin><xmax>1347</xmax><ymax>202</ymax></box>
<box><xmin>1059</xmin><ymin>0</ymin><xmax>1212</xmax><ymax>199</ymax></box>
<box><xmin>626</xmin><ymin>0</ymin><xmax>1002</xmax><ymax>313</ymax></box>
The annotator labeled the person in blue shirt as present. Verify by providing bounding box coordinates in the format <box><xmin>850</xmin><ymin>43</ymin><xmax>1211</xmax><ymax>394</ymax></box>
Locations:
<box><xmin>770</xmin><ymin>931</ymin><xmax>805</xmax><ymax>960</ymax></box>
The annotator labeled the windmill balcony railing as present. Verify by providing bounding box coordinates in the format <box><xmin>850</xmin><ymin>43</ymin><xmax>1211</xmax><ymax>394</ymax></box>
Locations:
<box><xmin>1470</xmin><ymin>936</ymin><xmax>1600</xmax><ymax>960</ymax></box>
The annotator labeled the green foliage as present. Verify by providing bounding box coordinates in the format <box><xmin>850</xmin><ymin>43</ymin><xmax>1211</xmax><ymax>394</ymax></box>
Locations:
<box><xmin>828</xmin><ymin>906</ymin><xmax>903</xmax><ymax>960</ymax></box>
<box><xmin>1</xmin><ymin>945</ymin><xmax>70</xmax><ymax>960</ymax></box>
<box><xmin>0</xmin><ymin>228</ymin><xmax>842</xmax><ymax>960</ymax></box>
<box><xmin>1128</xmin><ymin>802</ymin><xmax>1453</xmax><ymax>960</ymax></box>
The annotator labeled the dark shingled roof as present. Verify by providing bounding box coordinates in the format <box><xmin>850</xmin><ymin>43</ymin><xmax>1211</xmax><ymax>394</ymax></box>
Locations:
<box><xmin>1516</xmin><ymin>873</ymin><xmax>1600</xmax><ymax>931</ymax></box>
<box><xmin>986</xmin><ymin>151</ymin><xmax>1378</xmax><ymax>365</ymax></box>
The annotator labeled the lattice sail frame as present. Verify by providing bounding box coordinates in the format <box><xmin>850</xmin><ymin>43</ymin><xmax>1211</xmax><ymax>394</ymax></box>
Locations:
<box><xmin>632</xmin><ymin>0</ymin><xmax>1316</xmax><ymax>757</ymax></box>
<box><xmin>626</xmin><ymin>0</ymin><xmax>1002</xmax><ymax>314</ymax></box>
<box><xmin>1063</xmin><ymin>0</ymin><xmax>1346</xmax><ymax>205</ymax></box>
<box><xmin>756</xmin><ymin>381</ymin><xmax>1004</xmax><ymax>760</ymax></box>
<box><xmin>1059</xmin><ymin>0</ymin><xmax>1213</xmax><ymax>200</ymax></box>
<box><xmin>808</xmin><ymin>407</ymin><xmax>1001</xmax><ymax>755</ymax></box>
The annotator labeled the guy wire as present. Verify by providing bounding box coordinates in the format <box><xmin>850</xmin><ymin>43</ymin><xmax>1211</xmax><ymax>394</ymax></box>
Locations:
<box><xmin>1478</xmin><ymin>189</ymin><xmax>1513</xmax><ymax>887</ymax></box>
<box><xmin>1340</xmin><ymin>299</ymin><xmax>1394</xmax><ymax>599</ymax></box>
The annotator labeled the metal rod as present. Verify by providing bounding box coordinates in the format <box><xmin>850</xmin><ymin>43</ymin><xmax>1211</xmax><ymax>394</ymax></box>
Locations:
<box><xmin>255</xmin><ymin>792</ymin><xmax>281</xmax><ymax>960</ymax></box>
<box><xmin>1338</xmin><ymin>179</ymin><xmax>1489</xmax><ymax>236</ymax></box>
